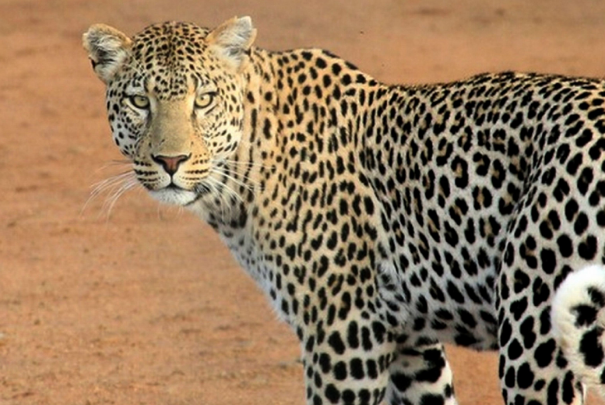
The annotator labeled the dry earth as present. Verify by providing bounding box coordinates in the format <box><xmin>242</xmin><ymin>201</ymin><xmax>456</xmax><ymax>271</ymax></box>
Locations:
<box><xmin>2</xmin><ymin>1</ymin><xmax>605</xmax><ymax>404</ymax></box>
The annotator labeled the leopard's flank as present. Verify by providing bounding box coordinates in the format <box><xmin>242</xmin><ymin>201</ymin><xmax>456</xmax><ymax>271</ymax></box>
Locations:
<box><xmin>84</xmin><ymin>17</ymin><xmax>605</xmax><ymax>405</ymax></box>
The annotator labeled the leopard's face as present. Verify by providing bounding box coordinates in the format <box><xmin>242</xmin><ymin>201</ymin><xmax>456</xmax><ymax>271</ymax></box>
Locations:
<box><xmin>84</xmin><ymin>19</ymin><xmax>256</xmax><ymax>206</ymax></box>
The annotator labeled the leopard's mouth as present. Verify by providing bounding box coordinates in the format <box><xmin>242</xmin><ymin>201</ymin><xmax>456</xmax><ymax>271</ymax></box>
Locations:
<box><xmin>147</xmin><ymin>181</ymin><xmax>214</xmax><ymax>207</ymax></box>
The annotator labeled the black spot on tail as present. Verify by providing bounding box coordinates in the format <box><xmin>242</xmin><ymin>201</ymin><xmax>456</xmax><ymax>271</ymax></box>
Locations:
<box><xmin>579</xmin><ymin>327</ymin><xmax>604</xmax><ymax>367</ymax></box>
<box><xmin>573</xmin><ymin>305</ymin><xmax>598</xmax><ymax>327</ymax></box>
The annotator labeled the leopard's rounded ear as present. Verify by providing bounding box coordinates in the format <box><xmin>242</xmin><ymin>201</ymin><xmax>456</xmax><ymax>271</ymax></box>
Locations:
<box><xmin>206</xmin><ymin>16</ymin><xmax>257</xmax><ymax>71</ymax></box>
<box><xmin>83</xmin><ymin>24</ymin><xmax>132</xmax><ymax>83</ymax></box>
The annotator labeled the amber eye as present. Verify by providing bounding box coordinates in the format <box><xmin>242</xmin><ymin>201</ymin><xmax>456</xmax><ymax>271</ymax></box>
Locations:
<box><xmin>128</xmin><ymin>95</ymin><xmax>150</xmax><ymax>109</ymax></box>
<box><xmin>194</xmin><ymin>92</ymin><xmax>215</xmax><ymax>109</ymax></box>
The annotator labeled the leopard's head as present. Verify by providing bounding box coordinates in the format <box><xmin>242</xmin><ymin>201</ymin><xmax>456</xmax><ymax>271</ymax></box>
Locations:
<box><xmin>83</xmin><ymin>17</ymin><xmax>256</xmax><ymax>206</ymax></box>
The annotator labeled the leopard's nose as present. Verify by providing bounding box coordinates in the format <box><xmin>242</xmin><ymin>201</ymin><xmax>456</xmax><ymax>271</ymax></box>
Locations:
<box><xmin>152</xmin><ymin>154</ymin><xmax>190</xmax><ymax>175</ymax></box>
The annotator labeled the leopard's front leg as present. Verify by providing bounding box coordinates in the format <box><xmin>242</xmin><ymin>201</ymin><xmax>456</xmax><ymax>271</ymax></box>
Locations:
<box><xmin>385</xmin><ymin>341</ymin><xmax>457</xmax><ymax>405</ymax></box>
<box><xmin>297</xmin><ymin>307</ymin><xmax>397</xmax><ymax>405</ymax></box>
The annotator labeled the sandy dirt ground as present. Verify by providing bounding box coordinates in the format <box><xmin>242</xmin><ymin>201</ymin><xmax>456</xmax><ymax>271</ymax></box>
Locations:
<box><xmin>2</xmin><ymin>1</ymin><xmax>605</xmax><ymax>404</ymax></box>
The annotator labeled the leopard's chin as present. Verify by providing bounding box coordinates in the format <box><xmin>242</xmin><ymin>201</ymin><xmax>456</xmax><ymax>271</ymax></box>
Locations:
<box><xmin>148</xmin><ymin>187</ymin><xmax>198</xmax><ymax>206</ymax></box>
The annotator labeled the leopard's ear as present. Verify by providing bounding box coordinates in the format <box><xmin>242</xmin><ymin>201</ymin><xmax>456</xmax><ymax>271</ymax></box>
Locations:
<box><xmin>83</xmin><ymin>24</ymin><xmax>132</xmax><ymax>83</ymax></box>
<box><xmin>206</xmin><ymin>16</ymin><xmax>256</xmax><ymax>71</ymax></box>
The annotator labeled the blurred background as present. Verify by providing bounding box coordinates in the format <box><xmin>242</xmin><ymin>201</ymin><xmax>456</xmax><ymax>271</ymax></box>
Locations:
<box><xmin>2</xmin><ymin>1</ymin><xmax>605</xmax><ymax>404</ymax></box>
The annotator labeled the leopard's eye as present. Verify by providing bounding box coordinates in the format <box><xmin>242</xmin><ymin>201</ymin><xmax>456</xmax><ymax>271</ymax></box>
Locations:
<box><xmin>194</xmin><ymin>92</ymin><xmax>215</xmax><ymax>109</ymax></box>
<box><xmin>128</xmin><ymin>95</ymin><xmax>150</xmax><ymax>110</ymax></box>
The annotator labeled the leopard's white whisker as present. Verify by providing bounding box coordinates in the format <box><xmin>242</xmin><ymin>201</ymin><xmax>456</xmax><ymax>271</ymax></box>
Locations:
<box><xmin>210</xmin><ymin>167</ymin><xmax>260</xmax><ymax>193</ymax></box>
<box><xmin>101</xmin><ymin>177</ymin><xmax>139</xmax><ymax>218</ymax></box>
<box><xmin>221</xmin><ymin>158</ymin><xmax>268</xmax><ymax>170</ymax></box>
<box><xmin>81</xmin><ymin>169</ymin><xmax>139</xmax><ymax>219</ymax></box>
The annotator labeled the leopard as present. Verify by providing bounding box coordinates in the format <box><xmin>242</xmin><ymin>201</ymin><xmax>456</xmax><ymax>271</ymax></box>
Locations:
<box><xmin>83</xmin><ymin>16</ymin><xmax>605</xmax><ymax>405</ymax></box>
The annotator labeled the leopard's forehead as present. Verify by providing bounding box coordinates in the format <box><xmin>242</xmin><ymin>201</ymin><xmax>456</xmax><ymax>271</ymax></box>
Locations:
<box><xmin>132</xmin><ymin>21</ymin><xmax>210</xmax><ymax>53</ymax></box>
<box><xmin>128</xmin><ymin>22</ymin><xmax>213</xmax><ymax>98</ymax></box>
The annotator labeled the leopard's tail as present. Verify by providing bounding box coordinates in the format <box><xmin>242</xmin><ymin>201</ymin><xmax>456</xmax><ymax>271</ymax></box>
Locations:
<box><xmin>552</xmin><ymin>265</ymin><xmax>605</xmax><ymax>390</ymax></box>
